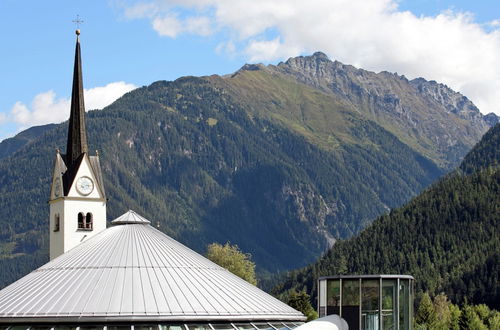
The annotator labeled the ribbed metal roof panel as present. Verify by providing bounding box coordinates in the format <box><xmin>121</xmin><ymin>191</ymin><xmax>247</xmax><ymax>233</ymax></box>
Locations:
<box><xmin>111</xmin><ymin>210</ymin><xmax>151</xmax><ymax>224</ymax></box>
<box><xmin>0</xmin><ymin>211</ymin><xmax>304</xmax><ymax>323</ymax></box>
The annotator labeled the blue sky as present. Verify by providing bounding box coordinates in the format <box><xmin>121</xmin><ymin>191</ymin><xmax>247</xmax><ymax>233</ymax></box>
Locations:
<box><xmin>399</xmin><ymin>0</ymin><xmax>499</xmax><ymax>22</ymax></box>
<box><xmin>1</xmin><ymin>0</ymin><xmax>499</xmax><ymax>141</ymax></box>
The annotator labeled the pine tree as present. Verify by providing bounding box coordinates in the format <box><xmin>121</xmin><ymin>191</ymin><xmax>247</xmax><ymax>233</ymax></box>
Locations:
<box><xmin>433</xmin><ymin>293</ymin><xmax>452</xmax><ymax>330</ymax></box>
<box><xmin>287</xmin><ymin>290</ymin><xmax>318</xmax><ymax>321</ymax></box>
<box><xmin>416</xmin><ymin>292</ymin><xmax>437</xmax><ymax>329</ymax></box>
<box><xmin>449</xmin><ymin>303</ymin><xmax>461</xmax><ymax>330</ymax></box>
<box><xmin>459</xmin><ymin>304</ymin><xmax>487</xmax><ymax>330</ymax></box>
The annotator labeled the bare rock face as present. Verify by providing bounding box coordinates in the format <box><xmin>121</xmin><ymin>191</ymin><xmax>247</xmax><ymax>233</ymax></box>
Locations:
<box><xmin>281</xmin><ymin>184</ymin><xmax>337</xmax><ymax>250</ymax></box>
<box><xmin>484</xmin><ymin>113</ymin><xmax>500</xmax><ymax>127</ymax></box>
<box><xmin>266</xmin><ymin>52</ymin><xmax>491</xmax><ymax>168</ymax></box>
<box><xmin>409</xmin><ymin>78</ymin><xmax>483</xmax><ymax>121</ymax></box>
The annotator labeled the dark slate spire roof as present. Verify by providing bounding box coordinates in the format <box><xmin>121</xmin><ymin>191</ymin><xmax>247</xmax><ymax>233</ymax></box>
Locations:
<box><xmin>53</xmin><ymin>31</ymin><xmax>106</xmax><ymax>198</ymax></box>
<box><xmin>65</xmin><ymin>31</ymin><xmax>88</xmax><ymax>166</ymax></box>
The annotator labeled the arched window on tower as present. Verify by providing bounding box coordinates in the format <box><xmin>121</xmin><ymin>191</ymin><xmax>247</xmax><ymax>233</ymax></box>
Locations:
<box><xmin>54</xmin><ymin>214</ymin><xmax>60</xmax><ymax>232</ymax></box>
<box><xmin>78</xmin><ymin>212</ymin><xmax>85</xmax><ymax>229</ymax></box>
<box><xmin>85</xmin><ymin>212</ymin><xmax>93</xmax><ymax>230</ymax></box>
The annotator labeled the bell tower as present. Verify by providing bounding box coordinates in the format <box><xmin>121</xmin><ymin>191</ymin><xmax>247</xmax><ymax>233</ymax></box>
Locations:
<box><xmin>48</xmin><ymin>29</ymin><xmax>106</xmax><ymax>260</ymax></box>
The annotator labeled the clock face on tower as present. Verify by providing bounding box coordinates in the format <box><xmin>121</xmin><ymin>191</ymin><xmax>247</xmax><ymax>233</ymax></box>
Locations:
<box><xmin>76</xmin><ymin>176</ymin><xmax>94</xmax><ymax>196</ymax></box>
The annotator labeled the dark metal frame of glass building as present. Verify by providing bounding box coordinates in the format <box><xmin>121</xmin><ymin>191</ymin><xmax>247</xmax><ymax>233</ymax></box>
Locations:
<box><xmin>0</xmin><ymin>322</ymin><xmax>304</xmax><ymax>330</ymax></box>
<box><xmin>318</xmin><ymin>275</ymin><xmax>414</xmax><ymax>330</ymax></box>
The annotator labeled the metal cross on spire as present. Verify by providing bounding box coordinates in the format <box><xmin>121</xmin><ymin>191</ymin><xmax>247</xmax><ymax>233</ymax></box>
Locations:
<box><xmin>72</xmin><ymin>15</ymin><xmax>84</xmax><ymax>35</ymax></box>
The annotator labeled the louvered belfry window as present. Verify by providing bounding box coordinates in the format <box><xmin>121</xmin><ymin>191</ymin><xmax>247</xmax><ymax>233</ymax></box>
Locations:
<box><xmin>85</xmin><ymin>212</ymin><xmax>93</xmax><ymax>230</ymax></box>
<box><xmin>78</xmin><ymin>212</ymin><xmax>85</xmax><ymax>229</ymax></box>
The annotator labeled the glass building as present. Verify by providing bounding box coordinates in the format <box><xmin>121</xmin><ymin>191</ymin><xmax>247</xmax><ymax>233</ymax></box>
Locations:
<box><xmin>318</xmin><ymin>275</ymin><xmax>414</xmax><ymax>330</ymax></box>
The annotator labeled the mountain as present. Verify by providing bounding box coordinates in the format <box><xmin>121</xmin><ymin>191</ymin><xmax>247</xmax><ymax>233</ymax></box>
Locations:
<box><xmin>484</xmin><ymin>113</ymin><xmax>500</xmax><ymax>127</ymax></box>
<box><xmin>274</xmin><ymin>124</ymin><xmax>500</xmax><ymax>309</ymax></box>
<box><xmin>0</xmin><ymin>124</ymin><xmax>57</xmax><ymax>160</ymax></box>
<box><xmin>263</xmin><ymin>52</ymin><xmax>492</xmax><ymax>168</ymax></box>
<box><xmin>0</xmin><ymin>54</ymin><xmax>492</xmax><ymax>287</ymax></box>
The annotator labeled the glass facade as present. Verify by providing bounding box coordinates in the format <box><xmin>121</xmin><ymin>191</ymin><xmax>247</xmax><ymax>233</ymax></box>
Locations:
<box><xmin>381</xmin><ymin>280</ymin><xmax>396</xmax><ymax>330</ymax></box>
<box><xmin>399</xmin><ymin>279</ymin><xmax>410</xmax><ymax>330</ymax></box>
<box><xmin>327</xmin><ymin>279</ymin><xmax>341</xmax><ymax>316</ymax></box>
<box><xmin>342</xmin><ymin>280</ymin><xmax>360</xmax><ymax>329</ymax></box>
<box><xmin>361</xmin><ymin>279</ymin><xmax>379</xmax><ymax>330</ymax></box>
<box><xmin>318</xmin><ymin>279</ymin><xmax>327</xmax><ymax>317</ymax></box>
<box><xmin>0</xmin><ymin>323</ymin><xmax>304</xmax><ymax>330</ymax></box>
<box><xmin>318</xmin><ymin>275</ymin><xmax>414</xmax><ymax>330</ymax></box>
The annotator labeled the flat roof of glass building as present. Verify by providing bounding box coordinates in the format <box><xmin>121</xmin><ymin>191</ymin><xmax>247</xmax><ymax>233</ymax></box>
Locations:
<box><xmin>319</xmin><ymin>274</ymin><xmax>414</xmax><ymax>280</ymax></box>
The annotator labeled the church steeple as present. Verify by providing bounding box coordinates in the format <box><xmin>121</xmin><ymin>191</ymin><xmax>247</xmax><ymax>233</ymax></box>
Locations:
<box><xmin>49</xmin><ymin>28</ymin><xmax>106</xmax><ymax>260</ymax></box>
<box><xmin>66</xmin><ymin>30</ymin><xmax>88</xmax><ymax>166</ymax></box>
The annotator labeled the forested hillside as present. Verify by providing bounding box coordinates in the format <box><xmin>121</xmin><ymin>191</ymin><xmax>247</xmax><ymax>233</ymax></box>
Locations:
<box><xmin>275</xmin><ymin>124</ymin><xmax>500</xmax><ymax>309</ymax></box>
<box><xmin>0</xmin><ymin>77</ymin><xmax>443</xmax><ymax>285</ymax></box>
<box><xmin>460</xmin><ymin>124</ymin><xmax>500</xmax><ymax>174</ymax></box>
<box><xmin>0</xmin><ymin>124</ymin><xmax>56</xmax><ymax>160</ymax></box>
<box><xmin>0</xmin><ymin>54</ymin><xmax>493</xmax><ymax>288</ymax></box>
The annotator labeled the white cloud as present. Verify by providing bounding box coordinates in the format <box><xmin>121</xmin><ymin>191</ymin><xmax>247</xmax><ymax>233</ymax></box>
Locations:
<box><xmin>84</xmin><ymin>82</ymin><xmax>137</xmax><ymax>111</ymax></box>
<box><xmin>151</xmin><ymin>14</ymin><xmax>212</xmax><ymax>37</ymax></box>
<box><xmin>153</xmin><ymin>15</ymin><xmax>182</xmax><ymax>37</ymax></box>
<box><xmin>123</xmin><ymin>1</ymin><xmax>162</xmax><ymax>18</ymax></box>
<box><xmin>185</xmin><ymin>16</ymin><xmax>213</xmax><ymax>36</ymax></box>
<box><xmin>120</xmin><ymin>0</ymin><xmax>500</xmax><ymax>116</ymax></box>
<box><xmin>488</xmin><ymin>19</ymin><xmax>500</xmax><ymax>28</ymax></box>
<box><xmin>244</xmin><ymin>37</ymin><xmax>302</xmax><ymax>63</ymax></box>
<box><xmin>5</xmin><ymin>81</ymin><xmax>136</xmax><ymax>128</ymax></box>
<box><xmin>215</xmin><ymin>40</ymin><xmax>236</xmax><ymax>56</ymax></box>
<box><xmin>11</xmin><ymin>91</ymin><xmax>69</xmax><ymax>126</ymax></box>
<box><xmin>124</xmin><ymin>1</ymin><xmax>214</xmax><ymax>37</ymax></box>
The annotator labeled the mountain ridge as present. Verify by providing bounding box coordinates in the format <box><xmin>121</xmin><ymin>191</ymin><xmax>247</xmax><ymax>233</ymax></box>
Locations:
<box><xmin>2</xmin><ymin>53</ymin><xmax>495</xmax><ymax>166</ymax></box>
<box><xmin>0</xmin><ymin>124</ymin><xmax>57</xmax><ymax>160</ymax></box>
<box><xmin>246</xmin><ymin>52</ymin><xmax>494</xmax><ymax>168</ymax></box>
<box><xmin>0</xmin><ymin>53</ymin><xmax>493</xmax><ymax>288</ymax></box>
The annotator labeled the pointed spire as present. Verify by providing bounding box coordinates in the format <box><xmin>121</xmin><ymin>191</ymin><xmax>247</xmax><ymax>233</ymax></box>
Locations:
<box><xmin>66</xmin><ymin>30</ymin><xmax>88</xmax><ymax>166</ymax></box>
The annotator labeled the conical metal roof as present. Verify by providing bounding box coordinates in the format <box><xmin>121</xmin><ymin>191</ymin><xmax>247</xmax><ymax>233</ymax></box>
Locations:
<box><xmin>111</xmin><ymin>209</ymin><xmax>151</xmax><ymax>224</ymax></box>
<box><xmin>0</xmin><ymin>211</ymin><xmax>304</xmax><ymax>324</ymax></box>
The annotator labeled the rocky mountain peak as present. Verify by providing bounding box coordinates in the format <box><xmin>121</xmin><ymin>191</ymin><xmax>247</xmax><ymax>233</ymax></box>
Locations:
<box><xmin>312</xmin><ymin>51</ymin><xmax>330</xmax><ymax>60</ymax></box>
<box><xmin>281</xmin><ymin>51</ymin><xmax>332</xmax><ymax>67</ymax></box>
<box><xmin>239</xmin><ymin>63</ymin><xmax>265</xmax><ymax>72</ymax></box>
<box><xmin>484</xmin><ymin>113</ymin><xmax>500</xmax><ymax>127</ymax></box>
<box><xmin>232</xmin><ymin>63</ymin><xmax>267</xmax><ymax>78</ymax></box>
<box><xmin>267</xmin><ymin>52</ymin><xmax>492</xmax><ymax>168</ymax></box>
<box><xmin>274</xmin><ymin>52</ymin><xmax>354</xmax><ymax>96</ymax></box>
<box><xmin>409</xmin><ymin>78</ymin><xmax>483</xmax><ymax>122</ymax></box>
<box><xmin>279</xmin><ymin>51</ymin><xmax>345</xmax><ymax>73</ymax></box>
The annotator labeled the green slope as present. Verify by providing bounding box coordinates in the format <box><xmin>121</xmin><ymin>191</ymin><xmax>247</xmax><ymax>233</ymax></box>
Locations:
<box><xmin>0</xmin><ymin>76</ymin><xmax>444</xmax><ymax>287</ymax></box>
<box><xmin>210</xmin><ymin>68</ymin><xmax>358</xmax><ymax>150</ymax></box>
<box><xmin>275</xmin><ymin>124</ymin><xmax>500</xmax><ymax>308</ymax></box>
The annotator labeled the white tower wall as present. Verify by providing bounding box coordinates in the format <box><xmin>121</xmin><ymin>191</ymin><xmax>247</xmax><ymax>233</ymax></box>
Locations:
<box><xmin>49</xmin><ymin>200</ymin><xmax>65</xmax><ymax>259</ymax></box>
<box><xmin>49</xmin><ymin>154</ymin><xmax>107</xmax><ymax>260</ymax></box>
<box><xmin>49</xmin><ymin>198</ymin><xmax>106</xmax><ymax>260</ymax></box>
